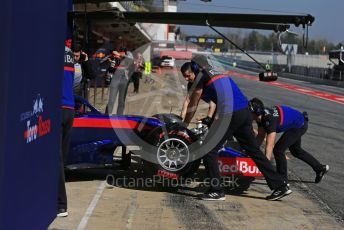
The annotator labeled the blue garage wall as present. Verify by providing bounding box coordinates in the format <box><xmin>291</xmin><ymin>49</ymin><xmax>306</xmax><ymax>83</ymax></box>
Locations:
<box><xmin>0</xmin><ymin>0</ymin><xmax>69</xmax><ymax>229</ymax></box>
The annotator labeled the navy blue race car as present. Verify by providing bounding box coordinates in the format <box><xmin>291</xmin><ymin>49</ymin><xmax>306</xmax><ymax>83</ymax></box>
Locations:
<box><xmin>68</xmin><ymin>97</ymin><xmax>263</xmax><ymax>180</ymax></box>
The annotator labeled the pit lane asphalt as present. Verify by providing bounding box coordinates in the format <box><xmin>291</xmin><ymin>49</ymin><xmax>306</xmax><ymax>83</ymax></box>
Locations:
<box><xmin>228</xmin><ymin>67</ymin><xmax>344</xmax><ymax>221</ymax></box>
<box><xmin>50</xmin><ymin>164</ymin><xmax>343</xmax><ymax>230</ymax></box>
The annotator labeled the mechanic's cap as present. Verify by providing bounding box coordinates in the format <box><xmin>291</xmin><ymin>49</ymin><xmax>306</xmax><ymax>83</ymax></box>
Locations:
<box><xmin>248</xmin><ymin>98</ymin><xmax>265</xmax><ymax>116</ymax></box>
<box><xmin>191</xmin><ymin>54</ymin><xmax>210</xmax><ymax>68</ymax></box>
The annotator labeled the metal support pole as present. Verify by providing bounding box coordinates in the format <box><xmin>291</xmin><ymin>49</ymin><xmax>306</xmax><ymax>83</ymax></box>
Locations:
<box><xmin>206</xmin><ymin>20</ymin><xmax>267</xmax><ymax>70</ymax></box>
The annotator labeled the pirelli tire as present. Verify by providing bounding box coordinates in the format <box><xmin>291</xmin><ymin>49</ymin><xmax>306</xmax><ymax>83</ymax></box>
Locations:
<box><xmin>142</xmin><ymin>132</ymin><xmax>201</xmax><ymax>182</ymax></box>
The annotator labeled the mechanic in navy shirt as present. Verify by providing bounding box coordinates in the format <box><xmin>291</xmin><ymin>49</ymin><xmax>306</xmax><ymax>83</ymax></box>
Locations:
<box><xmin>180</xmin><ymin>79</ymin><xmax>216</xmax><ymax>126</ymax></box>
<box><xmin>249</xmin><ymin>98</ymin><xmax>329</xmax><ymax>184</ymax></box>
<box><xmin>57</xmin><ymin>45</ymin><xmax>75</xmax><ymax>217</ymax></box>
<box><xmin>180</xmin><ymin>56</ymin><xmax>290</xmax><ymax>201</ymax></box>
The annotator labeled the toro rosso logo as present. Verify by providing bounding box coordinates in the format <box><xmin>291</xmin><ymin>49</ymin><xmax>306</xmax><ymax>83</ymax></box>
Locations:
<box><xmin>218</xmin><ymin>157</ymin><xmax>263</xmax><ymax>177</ymax></box>
<box><xmin>20</xmin><ymin>94</ymin><xmax>51</xmax><ymax>144</ymax></box>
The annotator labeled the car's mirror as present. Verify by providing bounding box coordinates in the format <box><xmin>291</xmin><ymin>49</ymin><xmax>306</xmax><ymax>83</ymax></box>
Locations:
<box><xmin>259</xmin><ymin>71</ymin><xmax>278</xmax><ymax>81</ymax></box>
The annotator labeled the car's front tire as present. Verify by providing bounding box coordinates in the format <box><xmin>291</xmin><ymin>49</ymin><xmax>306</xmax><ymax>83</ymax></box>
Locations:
<box><xmin>142</xmin><ymin>131</ymin><xmax>201</xmax><ymax>183</ymax></box>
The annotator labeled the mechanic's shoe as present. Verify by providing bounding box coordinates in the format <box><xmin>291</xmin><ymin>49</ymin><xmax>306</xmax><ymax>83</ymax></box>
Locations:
<box><xmin>315</xmin><ymin>165</ymin><xmax>329</xmax><ymax>183</ymax></box>
<box><xmin>266</xmin><ymin>185</ymin><xmax>292</xmax><ymax>201</ymax></box>
<box><xmin>200</xmin><ymin>191</ymin><xmax>226</xmax><ymax>201</ymax></box>
<box><xmin>57</xmin><ymin>209</ymin><xmax>68</xmax><ymax>217</ymax></box>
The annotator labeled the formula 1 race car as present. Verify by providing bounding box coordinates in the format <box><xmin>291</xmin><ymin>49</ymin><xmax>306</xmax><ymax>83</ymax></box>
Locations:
<box><xmin>139</xmin><ymin>114</ymin><xmax>263</xmax><ymax>181</ymax></box>
<box><xmin>67</xmin><ymin>97</ymin><xmax>263</xmax><ymax>182</ymax></box>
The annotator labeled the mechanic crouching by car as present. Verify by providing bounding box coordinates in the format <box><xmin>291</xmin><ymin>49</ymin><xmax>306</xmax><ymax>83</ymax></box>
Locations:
<box><xmin>180</xmin><ymin>56</ymin><xmax>291</xmax><ymax>201</ymax></box>
<box><xmin>249</xmin><ymin>98</ymin><xmax>329</xmax><ymax>184</ymax></box>
<box><xmin>181</xmin><ymin>78</ymin><xmax>216</xmax><ymax>126</ymax></box>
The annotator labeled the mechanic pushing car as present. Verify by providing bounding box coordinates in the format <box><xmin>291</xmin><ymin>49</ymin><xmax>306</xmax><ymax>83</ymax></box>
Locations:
<box><xmin>248</xmin><ymin>98</ymin><xmax>329</xmax><ymax>184</ymax></box>
<box><xmin>180</xmin><ymin>55</ymin><xmax>291</xmax><ymax>201</ymax></box>
<box><xmin>181</xmin><ymin>75</ymin><xmax>216</xmax><ymax>127</ymax></box>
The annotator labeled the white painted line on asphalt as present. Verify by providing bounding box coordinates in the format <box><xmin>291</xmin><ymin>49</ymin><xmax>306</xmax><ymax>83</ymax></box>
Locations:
<box><xmin>126</xmin><ymin>192</ymin><xmax>138</xmax><ymax>230</ymax></box>
<box><xmin>77</xmin><ymin>181</ymin><xmax>106</xmax><ymax>230</ymax></box>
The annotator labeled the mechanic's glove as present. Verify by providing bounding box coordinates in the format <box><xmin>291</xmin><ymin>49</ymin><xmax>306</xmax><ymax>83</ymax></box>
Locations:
<box><xmin>201</xmin><ymin>116</ymin><xmax>214</xmax><ymax>126</ymax></box>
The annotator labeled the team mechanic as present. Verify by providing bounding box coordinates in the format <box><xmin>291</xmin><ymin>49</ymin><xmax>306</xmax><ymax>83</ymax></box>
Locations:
<box><xmin>181</xmin><ymin>64</ymin><xmax>232</xmax><ymax>143</ymax></box>
<box><xmin>57</xmin><ymin>45</ymin><xmax>75</xmax><ymax>217</ymax></box>
<box><xmin>180</xmin><ymin>57</ymin><xmax>291</xmax><ymax>201</ymax></box>
<box><xmin>248</xmin><ymin>98</ymin><xmax>329</xmax><ymax>184</ymax></box>
<box><xmin>181</xmin><ymin>75</ymin><xmax>216</xmax><ymax>126</ymax></box>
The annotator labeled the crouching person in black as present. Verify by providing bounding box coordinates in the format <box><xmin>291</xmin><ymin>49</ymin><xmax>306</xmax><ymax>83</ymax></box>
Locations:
<box><xmin>249</xmin><ymin>98</ymin><xmax>329</xmax><ymax>184</ymax></box>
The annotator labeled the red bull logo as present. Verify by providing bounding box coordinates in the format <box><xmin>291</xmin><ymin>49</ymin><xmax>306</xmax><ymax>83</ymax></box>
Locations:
<box><xmin>218</xmin><ymin>157</ymin><xmax>263</xmax><ymax>177</ymax></box>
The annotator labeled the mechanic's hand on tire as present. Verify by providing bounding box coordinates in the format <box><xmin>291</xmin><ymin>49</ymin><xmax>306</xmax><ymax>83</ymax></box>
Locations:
<box><xmin>200</xmin><ymin>116</ymin><xmax>213</xmax><ymax>127</ymax></box>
